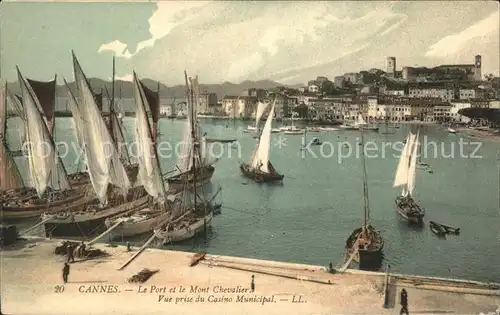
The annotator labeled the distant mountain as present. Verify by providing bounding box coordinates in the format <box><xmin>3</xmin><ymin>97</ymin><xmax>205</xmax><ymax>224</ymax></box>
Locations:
<box><xmin>6</xmin><ymin>78</ymin><xmax>287</xmax><ymax>99</ymax></box>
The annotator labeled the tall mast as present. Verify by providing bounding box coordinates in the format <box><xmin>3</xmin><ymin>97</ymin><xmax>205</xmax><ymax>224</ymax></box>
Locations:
<box><xmin>110</xmin><ymin>56</ymin><xmax>116</xmax><ymax>142</ymax></box>
<box><xmin>360</xmin><ymin>124</ymin><xmax>370</xmax><ymax>232</ymax></box>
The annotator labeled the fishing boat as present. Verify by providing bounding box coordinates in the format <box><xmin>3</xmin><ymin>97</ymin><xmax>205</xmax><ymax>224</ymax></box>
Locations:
<box><xmin>393</xmin><ymin>131</ymin><xmax>425</xmax><ymax>224</ymax></box>
<box><xmin>447</xmin><ymin>127</ymin><xmax>458</xmax><ymax>134</ymax></box>
<box><xmin>429</xmin><ymin>221</ymin><xmax>460</xmax><ymax>236</ymax></box>
<box><xmin>318</xmin><ymin>126</ymin><xmax>339</xmax><ymax>132</ymax></box>
<box><xmin>168</xmin><ymin>76</ymin><xmax>217</xmax><ymax>192</ymax></box>
<box><xmin>429</xmin><ymin>221</ymin><xmax>446</xmax><ymax>237</ymax></box>
<box><xmin>154</xmin><ymin>72</ymin><xmax>221</xmax><ymax>244</ymax></box>
<box><xmin>244</xmin><ymin>102</ymin><xmax>269</xmax><ymax>135</ymax></box>
<box><xmin>41</xmin><ymin>52</ymin><xmax>146</xmax><ymax>237</ymax></box>
<box><xmin>311</xmin><ymin>137</ymin><xmax>322</xmax><ymax>145</ymax></box>
<box><xmin>355</xmin><ymin>114</ymin><xmax>379</xmax><ymax>131</ymax></box>
<box><xmin>306</xmin><ymin>127</ymin><xmax>321</xmax><ymax>132</ymax></box>
<box><xmin>345</xmin><ymin>123</ymin><xmax>384</xmax><ymax>271</ymax></box>
<box><xmin>104</xmin><ymin>71</ymin><xmax>173</xmax><ymax>238</ymax></box>
<box><xmin>282</xmin><ymin>113</ymin><xmax>304</xmax><ymax>135</ymax></box>
<box><xmin>205</xmin><ymin>138</ymin><xmax>236</xmax><ymax>144</ymax></box>
<box><xmin>1</xmin><ymin>69</ymin><xmax>92</xmax><ymax>221</ymax></box>
<box><xmin>240</xmin><ymin>98</ymin><xmax>284</xmax><ymax>183</ymax></box>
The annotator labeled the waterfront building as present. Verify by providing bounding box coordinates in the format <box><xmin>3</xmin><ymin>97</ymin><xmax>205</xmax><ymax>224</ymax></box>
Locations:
<box><xmin>432</xmin><ymin>104</ymin><xmax>452</xmax><ymax>122</ymax></box>
<box><xmin>449</xmin><ymin>100</ymin><xmax>472</xmax><ymax>123</ymax></box>
<box><xmin>221</xmin><ymin>95</ymin><xmax>258</xmax><ymax>118</ymax></box>
<box><xmin>408</xmin><ymin>82</ymin><xmax>456</xmax><ymax>101</ymax></box>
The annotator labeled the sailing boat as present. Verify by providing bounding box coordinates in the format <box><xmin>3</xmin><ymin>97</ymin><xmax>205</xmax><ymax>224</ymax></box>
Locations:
<box><xmin>154</xmin><ymin>73</ymin><xmax>219</xmax><ymax>243</ymax></box>
<box><xmin>167</xmin><ymin>74</ymin><xmax>216</xmax><ymax>192</ymax></box>
<box><xmin>0</xmin><ymin>84</ymin><xmax>27</xmax><ymax>200</ymax></box>
<box><xmin>68</xmin><ymin>57</ymin><xmax>139</xmax><ymax>187</ymax></box>
<box><xmin>345</xmin><ymin>121</ymin><xmax>384</xmax><ymax>271</ymax></box>
<box><xmin>104</xmin><ymin>72</ymin><xmax>171</xmax><ymax>238</ymax></box>
<box><xmin>240</xmin><ymin>98</ymin><xmax>284</xmax><ymax>183</ymax></box>
<box><xmin>282</xmin><ymin>111</ymin><xmax>303</xmax><ymax>135</ymax></box>
<box><xmin>1</xmin><ymin>69</ymin><xmax>91</xmax><ymax>221</ymax></box>
<box><xmin>393</xmin><ymin>131</ymin><xmax>425</xmax><ymax>224</ymax></box>
<box><xmin>41</xmin><ymin>53</ymin><xmax>149</xmax><ymax>237</ymax></box>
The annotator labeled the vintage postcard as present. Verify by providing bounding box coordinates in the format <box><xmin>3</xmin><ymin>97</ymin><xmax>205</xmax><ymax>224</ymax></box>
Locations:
<box><xmin>1</xmin><ymin>0</ymin><xmax>499</xmax><ymax>314</ymax></box>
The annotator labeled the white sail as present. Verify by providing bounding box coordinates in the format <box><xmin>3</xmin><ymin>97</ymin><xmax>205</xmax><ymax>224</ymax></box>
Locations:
<box><xmin>0</xmin><ymin>85</ymin><xmax>24</xmax><ymax>190</ymax></box>
<box><xmin>251</xmin><ymin>99</ymin><xmax>276</xmax><ymax>173</ymax></box>
<box><xmin>406</xmin><ymin>131</ymin><xmax>420</xmax><ymax>196</ymax></box>
<box><xmin>356</xmin><ymin>114</ymin><xmax>367</xmax><ymax>126</ymax></box>
<box><xmin>110</xmin><ymin>111</ymin><xmax>131</xmax><ymax>164</ymax></box>
<box><xmin>177</xmin><ymin>116</ymin><xmax>193</xmax><ymax>172</ymax></box>
<box><xmin>65</xmin><ymin>82</ymin><xmax>85</xmax><ymax>151</ymax></box>
<box><xmin>133</xmin><ymin>72</ymin><xmax>165</xmax><ymax>202</ymax></box>
<box><xmin>393</xmin><ymin>133</ymin><xmax>416</xmax><ymax>188</ymax></box>
<box><xmin>17</xmin><ymin>69</ymin><xmax>70</xmax><ymax>196</ymax></box>
<box><xmin>5</xmin><ymin>87</ymin><xmax>25</xmax><ymax>122</ymax></box>
<box><xmin>72</xmin><ymin>53</ymin><xmax>130</xmax><ymax>204</ymax></box>
<box><xmin>255</xmin><ymin>101</ymin><xmax>269</xmax><ymax>127</ymax></box>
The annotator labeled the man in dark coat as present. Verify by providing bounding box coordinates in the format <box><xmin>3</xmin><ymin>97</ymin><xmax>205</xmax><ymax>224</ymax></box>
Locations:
<box><xmin>250</xmin><ymin>275</ymin><xmax>255</xmax><ymax>292</ymax></box>
<box><xmin>62</xmin><ymin>263</ymin><xmax>70</xmax><ymax>283</ymax></box>
<box><xmin>400</xmin><ymin>288</ymin><xmax>409</xmax><ymax>315</ymax></box>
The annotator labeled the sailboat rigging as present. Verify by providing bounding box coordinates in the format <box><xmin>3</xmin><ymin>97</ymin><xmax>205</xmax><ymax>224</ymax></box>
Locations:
<box><xmin>344</xmin><ymin>115</ymin><xmax>384</xmax><ymax>270</ymax></box>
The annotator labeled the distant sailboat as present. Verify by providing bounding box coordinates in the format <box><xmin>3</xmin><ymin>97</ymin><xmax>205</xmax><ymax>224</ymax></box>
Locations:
<box><xmin>393</xmin><ymin>131</ymin><xmax>425</xmax><ymax>224</ymax></box>
<box><xmin>240</xmin><ymin>98</ymin><xmax>284</xmax><ymax>183</ymax></box>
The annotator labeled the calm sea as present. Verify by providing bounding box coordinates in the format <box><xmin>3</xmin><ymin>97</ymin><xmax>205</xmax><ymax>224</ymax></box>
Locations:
<box><xmin>6</xmin><ymin>117</ymin><xmax>500</xmax><ymax>283</ymax></box>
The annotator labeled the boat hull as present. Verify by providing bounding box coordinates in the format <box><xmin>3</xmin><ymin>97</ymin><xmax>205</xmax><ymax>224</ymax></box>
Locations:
<box><xmin>345</xmin><ymin>226</ymin><xmax>384</xmax><ymax>271</ymax></box>
<box><xmin>106</xmin><ymin>210</ymin><xmax>171</xmax><ymax>238</ymax></box>
<box><xmin>239</xmin><ymin>163</ymin><xmax>284</xmax><ymax>183</ymax></box>
<box><xmin>1</xmin><ymin>189</ymin><xmax>93</xmax><ymax>220</ymax></box>
<box><xmin>167</xmin><ymin>165</ymin><xmax>214</xmax><ymax>192</ymax></box>
<box><xmin>395</xmin><ymin>196</ymin><xmax>425</xmax><ymax>225</ymax></box>
<box><xmin>155</xmin><ymin>212</ymin><xmax>213</xmax><ymax>243</ymax></box>
<box><xmin>42</xmin><ymin>188</ymin><xmax>150</xmax><ymax>237</ymax></box>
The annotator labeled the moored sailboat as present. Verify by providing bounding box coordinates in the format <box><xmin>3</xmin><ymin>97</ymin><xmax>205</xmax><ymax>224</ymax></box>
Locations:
<box><xmin>154</xmin><ymin>73</ymin><xmax>219</xmax><ymax>244</ymax></box>
<box><xmin>1</xmin><ymin>69</ymin><xmax>92</xmax><ymax>221</ymax></box>
<box><xmin>41</xmin><ymin>52</ymin><xmax>149</xmax><ymax>237</ymax></box>
<box><xmin>240</xmin><ymin>98</ymin><xmax>284</xmax><ymax>183</ymax></box>
<box><xmin>104</xmin><ymin>71</ymin><xmax>171</xmax><ymax>238</ymax></box>
<box><xmin>345</xmin><ymin>122</ymin><xmax>384</xmax><ymax>271</ymax></box>
<box><xmin>393</xmin><ymin>131</ymin><xmax>425</xmax><ymax>224</ymax></box>
<box><xmin>168</xmin><ymin>74</ymin><xmax>216</xmax><ymax>192</ymax></box>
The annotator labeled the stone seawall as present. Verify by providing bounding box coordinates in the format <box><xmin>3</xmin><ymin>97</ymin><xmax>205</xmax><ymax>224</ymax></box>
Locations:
<box><xmin>1</xmin><ymin>237</ymin><xmax>499</xmax><ymax>315</ymax></box>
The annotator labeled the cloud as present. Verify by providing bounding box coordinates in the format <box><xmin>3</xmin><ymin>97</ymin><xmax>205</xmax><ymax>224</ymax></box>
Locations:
<box><xmin>425</xmin><ymin>11</ymin><xmax>499</xmax><ymax>58</ymax></box>
<box><xmin>98</xmin><ymin>1</ymin><xmax>210</xmax><ymax>59</ymax></box>
<box><xmin>115</xmin><ymin>74</ymin><xmax>133</xmax><ymax>82</ymax></box>
<box><xmin>98</xmin><ymin>40</ymin><xmax>133</xmax><ymax>58</ymax></box>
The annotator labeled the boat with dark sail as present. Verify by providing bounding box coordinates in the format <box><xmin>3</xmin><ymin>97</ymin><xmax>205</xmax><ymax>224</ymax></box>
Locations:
<box><xmin>155</xmin><ymin>72</ymin><xmax>220</xmax><ymax>244</ymax></box>
<box><xmin>168</xmin><ymin>75</ymin><xmax>217</xmax><ymax>192</ymax></box>
<box><xmin>240</xmin><ymin>98</ymin><xmax>284</xmax><ymax>183</ymax></box>
<box><xmin>41</xmin><ymin>52</ymin><xmax>149</xmax><ymax>237</ymax></box>
<box><xmin>104</xmin><ymin>71</ymin><xmax>172</xmax><ymax>238</ymax></box>
<box><xmin>345</xmin><ymin>121</ymin><xmax>384</xmax><ymax>271</ymax></box>
<box><xmin>393</xmin><ymin>131</ymin><xmax>425</xmax><ymax>224</ymax></box>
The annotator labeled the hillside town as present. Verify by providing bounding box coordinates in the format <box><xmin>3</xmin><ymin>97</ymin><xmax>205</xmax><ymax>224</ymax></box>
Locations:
<box><xmin>161</xmin><ymin>55</ymin><xmax>500</xmax><ymax>124</ymax></box>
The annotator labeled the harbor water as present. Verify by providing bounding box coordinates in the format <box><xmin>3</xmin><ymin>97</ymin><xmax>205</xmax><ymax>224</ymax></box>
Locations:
<box><xmin>6</xmin><ymin>117</ymin><xmax>500</xmax><ymax>283</ymax></box>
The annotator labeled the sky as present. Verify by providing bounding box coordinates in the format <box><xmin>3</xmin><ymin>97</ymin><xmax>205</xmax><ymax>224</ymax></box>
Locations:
<box><xmin>1</xmin><ymin>1</ymin><xmax>499</xmax><ymax>85</ymax></box>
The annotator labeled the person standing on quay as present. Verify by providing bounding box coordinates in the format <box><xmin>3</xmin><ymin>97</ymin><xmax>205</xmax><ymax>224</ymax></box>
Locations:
<box><xmin>400</xmin><ymin>288</ymin><xmax>409</xmax><ymax>315</ymax></box>
<box><xmin>62</xmin><ymin>263</ymin><xmax>70</xmax><ymax>283</ymax></box>
<box><xmin>66</xmin><ymin>244</ymin><xmax>75</xmax><ymax>263</ymax></box>
<box><xmin>250</xmin><ymin>275</ymin><xmax>255</xmax><ymax>292</ymax></box>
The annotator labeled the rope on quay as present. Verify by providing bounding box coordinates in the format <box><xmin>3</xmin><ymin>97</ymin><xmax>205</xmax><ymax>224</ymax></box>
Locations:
<box><xmin>200</xmin><ymin>260</ymin><xmax>334</xmax><ymax>286</ymax></box>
